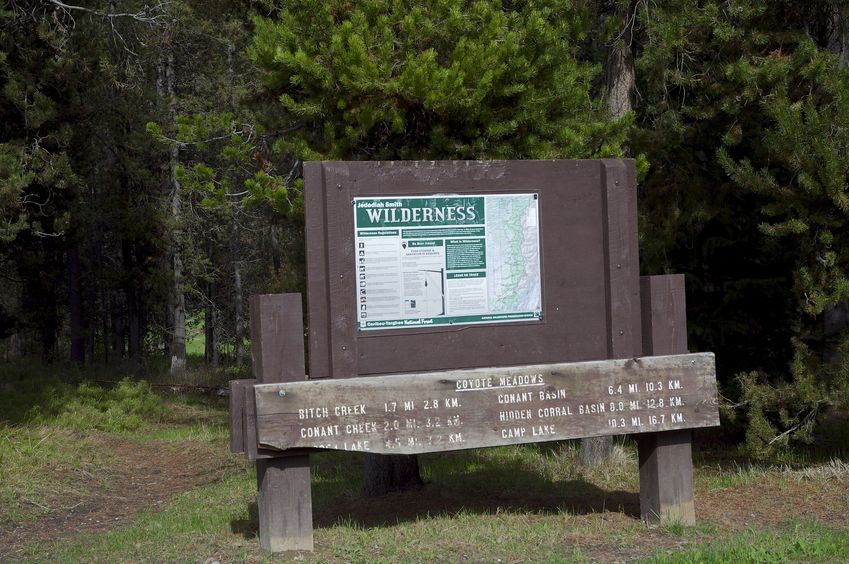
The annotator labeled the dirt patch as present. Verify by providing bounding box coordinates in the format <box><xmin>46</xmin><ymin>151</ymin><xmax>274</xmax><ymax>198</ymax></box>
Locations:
<box><xmin>699</xmin><ymin>475</ymin><xmax>849</xmax><ymax>531</ymax></box>
<box><xmin>0</xmin><ymin>435</ymin><xmax>239</xmax><ymax>560</ymax></box>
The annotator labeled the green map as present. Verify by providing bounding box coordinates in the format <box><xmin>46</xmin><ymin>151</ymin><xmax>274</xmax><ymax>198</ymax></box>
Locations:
<box><xmin>485</xmin><ymin>195</ymin><xmax>542</xmax><ymax>313</ymax></box>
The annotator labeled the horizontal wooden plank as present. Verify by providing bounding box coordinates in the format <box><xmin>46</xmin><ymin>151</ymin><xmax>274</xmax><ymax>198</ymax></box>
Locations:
<box><xmin>255</xmin><ymin>353</ymin><xmax>719</xmax><ymax>455</ymax></box>
<box><xmin>245</xmin><ymin>381</ymin><xmax>290</xmax><ymax>461</ymax></box>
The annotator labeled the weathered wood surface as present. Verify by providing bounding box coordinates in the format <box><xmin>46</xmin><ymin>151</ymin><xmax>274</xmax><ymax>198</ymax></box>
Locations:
<box><xmin>304</xmin><ymin>160</ymin><xmax>634</xmax><ymax>379</ymax></box>
<box><xmin>249</xmin><ymin>294</ymin><xmax>306</xmax><ymax>384</ymax></box>
<box><xmin>582</xmin><ymin>160</ymin><xmax>641</xmax><ymax>465</ymax></box>
<box><xmin>602</xmin><ymin>159</ymin><xmax>641</xmax><ymax>358</ymax></box>
<box><xmin>257</xmin><ymin>454</ymin><xmax>313</xmax><ymax>552</ymax></box>
<box><xmin>248</xmin><ymin>292</ymin><xmax>314</xmax><ymax>552</ymax></box>
<box><xmin>640</xmin><ymin>274</ymin><xmax>687</xmax><ymax>357</ymax></box>
<box><xmin>638</xmin><ymin>430</ymin><xmax>694</xmax><ymax>524</ymax></box>
<box><xmin>244</xmin><ymin>385</ymin><xmax>281</xmax><ymax>461</ymax></box>
<box><xmin>254</xmin><ymin>353</ymin><xmax>718</xmax><ymax>456</ymax></box>
<box><xmin>637</xmin><ymin>274</ymin><xmax>696</xmax><ymax>525</ymax></box>
<box><xmin>229</xmin><ymin>379</ymin><xmax>254</xmax><ymax>454</ymax></box>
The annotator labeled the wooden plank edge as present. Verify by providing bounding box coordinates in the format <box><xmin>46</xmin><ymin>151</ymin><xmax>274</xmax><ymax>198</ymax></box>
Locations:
<box><xmin>229</xmin><ymin>379</ymin><xmax>254</xmax><ymax>454</ymax></box>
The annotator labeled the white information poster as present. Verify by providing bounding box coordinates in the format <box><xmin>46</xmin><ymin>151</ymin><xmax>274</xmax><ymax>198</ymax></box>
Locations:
<box><xmin>354</xmin><ymin>194</ymin><xmax>542</xmax><ymax>330</ymax></box>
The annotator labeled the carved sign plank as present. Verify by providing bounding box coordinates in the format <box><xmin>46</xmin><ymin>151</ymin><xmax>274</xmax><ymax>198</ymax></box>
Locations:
<box><xmin>255</xmin><ymin>353</ymin><xmax>718</xmax><ymax>456</ymax></box>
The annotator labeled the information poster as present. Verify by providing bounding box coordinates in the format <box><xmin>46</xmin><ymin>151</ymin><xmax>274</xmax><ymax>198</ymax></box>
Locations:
<box><xmin>354</xmin><ymin>194</ymin><xmax>542</xmax><ymax>330</ymax></box>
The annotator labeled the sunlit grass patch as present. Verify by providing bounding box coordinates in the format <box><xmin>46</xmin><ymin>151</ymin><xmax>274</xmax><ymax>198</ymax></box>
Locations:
<box><xmin>7</xmin><ymin>438</ymin><xmax>651</xmax><ymax>564</ymax></box>
<box><xmin>27</xmin><ymin>378</ymin><xmax>167</xmax><ymax>433</ymax></box>
<box><xmin>8</xmin><ymin>429</ymin><xmax>848</xmax><ymax>563</ymax></box>
<box><xmin>0</xmin><ymin>426</ymin><xmax>110</xmax><ymax>522</ymax></box>
<box><xmin>695</xmin><ymin>460</ymin><xmax>791</xmax><ymax>490</ymax></box>
<box><xmin>645</xmin><ymin>522</ymin><xmax>849</xmax><ymax>563</ymax></box>
<box><xmin>122</xmin><ymin>393</ymin><xmax>229</xmax><ymax>442</ymax></box>
<box><xmin>0</xmin><ymin>370</ymin><xmax>229</xmax><ymax>525</ymax></box>
<box><xmin>696</xmin><ymin>455</ymin><xmax>849</xmax><ymax>491</ymax></box>
<box><xmin>13</xmin><ymin>467</ymin><xmax>259</xmax><ymax>563</ymax></box>
<box><xmin>794</xmin><ymin>457</ymin><xmax>849</xmax><ymax>481</ymax></box>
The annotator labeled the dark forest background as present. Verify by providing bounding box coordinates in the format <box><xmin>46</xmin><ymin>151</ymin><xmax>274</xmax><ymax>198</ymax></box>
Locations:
<box><xmin>3</xmin><ymin>0</ymin><xmax>849</xmax><ymax>454</ymax></box>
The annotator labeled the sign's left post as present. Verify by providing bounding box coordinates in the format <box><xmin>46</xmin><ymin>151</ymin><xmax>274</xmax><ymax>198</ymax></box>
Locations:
<box><xmin>249</xmin><ymin>294</ymin><xmax>313</xmax><ymax>552</ymax></box>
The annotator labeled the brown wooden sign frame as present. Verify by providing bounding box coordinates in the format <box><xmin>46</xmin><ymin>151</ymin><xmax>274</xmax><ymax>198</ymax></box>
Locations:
<box><xmin>304</xmin><ymin>160</ymin><xmax>640</xmax><ymax>379</ymax></box>
<box><xmin>228</xmin><ymin>160</ymin><xmax>719</xmax><ymax>553</ymax></box>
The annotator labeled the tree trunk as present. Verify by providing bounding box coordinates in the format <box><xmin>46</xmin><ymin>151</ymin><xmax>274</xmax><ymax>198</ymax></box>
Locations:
<box><xmin>204</xmin><ymin>294</ymin><xmax>218</xmax><ymax>366</ymax></box>
<box><xmin>41</xmin><ymin>292</ymin><xmax>57</xmax><ymax>361</ymax></box>
<box><xmin>204</xmin><ymin>237</ymin><xmax>219</xmax><ymax>366</ymax></box>
<box><xmin>88</xmin><ymin>326</ymin><xmax>96</xmax><ymax>362</ymax></box>
<box><xmin>87</xmin><ymin>304</ymin><xmax>96</xmax><ymax>362</ymax></box>
<box><xmin>581</xmin><ymin>0</ymin><xmax>637</xmax><ymax>468</ymax></box>
<box><xmin>163</xmin><ymin>45</ymin><xmax>186</xmax><ymax>376</ymax></box>
<box><xmin>270</xmin><ymin>225</ymin><xmax>282</xmax><ymax>275</ymax></box>
<box><xmin>122</xmin><ymin>239</ymin><xmax>141</xmax><ymax>365</ymax></box>
<box><xmin>232</xmin><ymin>207</ymin><xmax>244</xmax><ymax>366</ymax></box>
<box><xmin>68</xmin><ymin>245</ymin><xmax>85</xmax><ymax>365</ymax></box>
<box><xmin>829</xmin><ymin>5</ymin><xmax>849</xmax><ymax>68</ymax></box>
<box><xmin>98</xmin><ymin>245</ymin><xmax>109</xmax><ymax>364</ymax></box>
<box><xmin>127</xmin><ymin>289</ymin><xmax>140</xmax><ymax>365</ymax></box>
<box><xmin>580</xmin><ymin>436</ymin><xmax>615</xmax><ymax>467</ymax></box>
<box><xmin>362</xmin><ymin>454</ymin><xmax>424</xmax><ymax>497</ymax></box>
<box><xmin>605</xmin><ymin>2</ymin><xmax>636</xmax><ymax>124</ymax></box>
<box><xmin>225</xmin><ymin>41</ymin><xmax>245</xmax><ymax>367</ymax></box>
<box><xmin>111</xmin><ymin>295</ymin><xmax>125</xmax><ymax>360</ymax></box>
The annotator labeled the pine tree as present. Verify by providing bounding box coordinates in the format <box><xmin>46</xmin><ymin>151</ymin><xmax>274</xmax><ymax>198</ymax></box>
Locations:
<box><xmin>250</xmin><ymin>0</ymin><xmax>628</xmax><ymax>162</ymax></box>
<box><xmin>631</xmin><ymin>0</ymin><xmax>849</xmax><ymax>452</ymax></box>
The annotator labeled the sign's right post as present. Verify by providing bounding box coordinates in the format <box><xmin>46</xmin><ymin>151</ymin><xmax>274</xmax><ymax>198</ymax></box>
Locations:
<box><xmin>637</xmin><ymin>274</ymin><xmax>696</xmax><ymax>524</ymax></box>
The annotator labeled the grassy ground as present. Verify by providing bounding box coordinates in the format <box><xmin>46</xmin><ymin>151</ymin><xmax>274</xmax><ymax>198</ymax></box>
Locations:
<box><xmin>2</xmin><ymin>361</ymin><xmax>848</xmax><ymax>562</ymax></box>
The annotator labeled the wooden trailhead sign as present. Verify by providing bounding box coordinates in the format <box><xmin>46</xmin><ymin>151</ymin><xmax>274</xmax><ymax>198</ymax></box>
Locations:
<box><xmin>255</xmin><ymin>353</ymin><xmax>717</xmax><ymax>455</ymax></box>
<box><xmin>228</xmin><ymin>160</ymin><xmax>721</xmax><ymax>553</ymax></box>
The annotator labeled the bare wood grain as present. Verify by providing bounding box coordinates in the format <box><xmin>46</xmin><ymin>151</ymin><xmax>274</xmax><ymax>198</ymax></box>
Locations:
<box><xmin>255</xmin><ymin>353</ymin><xmax>718</xmax><ymax>455</ymax></box>
<box><xmin>248</xmin><ymin>292</ymin><xmax>314</xmax><ymax>552</ymax></box>
<box><xmin>229</xmin><ymin>379</ymin><xmax>254</xmax><ymax>454</ymax></box>
<box><xmin>249</xmin><ymin>294</ymin><xmax>305</xmax><ymax>384</ymax></box>
<box><xmin>637</xmin><ymin>274</ymin><xmax>696</xmax><ymax>525</ymax></box>
<box><xmin>257</xmin><ymin>455</ymin><xmax>313</xmax><ymax>552</ymax></box>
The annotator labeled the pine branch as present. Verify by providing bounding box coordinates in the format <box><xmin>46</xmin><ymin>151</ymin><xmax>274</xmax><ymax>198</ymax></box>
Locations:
<box><xmin>767</xmin><ymin>401</ymin><xmax>825</xmax><ymax>446</ymax></box>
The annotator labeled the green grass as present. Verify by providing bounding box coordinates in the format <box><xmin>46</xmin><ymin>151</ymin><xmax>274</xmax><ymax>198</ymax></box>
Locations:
<box><xmin>0</xmin><ymin>426</ymin><xmax>110</xmax><ymax>522</ymax></box>
<box><xmin>13</xmin><ymin>468</ymin><xmax>258</xmax><ymax>563</ymax></box>
<box><xmin>645</xmin><ymin>523</ymin><xmax>849</xmax><ymax>563</ymax></box>
<box><xmin>13</xmin><ymin>442</ymin><xmax>848</xmax><ymax>563</ymax></box>
<box><xmin>3</xmin><ymin>361</ymin><xmax>849</xmax><ymax>562</ymax></box>
<box><xmin>0</xmin><ymin>365</ymin><xmax>228</xmax><ymax>522</ymax></box>
<box><xmin>13</xmin><ymin>448</ymin><xmax>621</xmax><ymax>563</ymax></box>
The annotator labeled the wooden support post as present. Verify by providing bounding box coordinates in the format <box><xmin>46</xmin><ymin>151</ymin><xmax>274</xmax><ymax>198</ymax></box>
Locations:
<box><xmin>636</xmin><ymin>429</ymin><xmax>695</xmax><ymax>524</ymax></box>
<box><xmin>257</xmin><ymin>454</ymin><xmax>313</xmax><ymax>552</ymax></box>
<box><xmin>637</xmin><ymin>275</ymin><xmax>696</xmax><ymax>525</ymax></box>
<box><xmin>250</xmin><ymin>294</ymin><xmax>314</xmax><ymax>552</ymax></box>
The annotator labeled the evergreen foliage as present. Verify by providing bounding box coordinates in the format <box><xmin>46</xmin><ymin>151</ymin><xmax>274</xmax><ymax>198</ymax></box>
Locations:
<box><xmin>0</xmin><ymin>5</ymin><xmax>76</xmax><ymax>242</ymax></box>
<box><xmin>250</xmin><ymin>0</ymin><xmax>628</xmax><ymax>161</ymax></box>
<box><xmin>717</xmin><ymin>23</ymin><xmax>849</xmax><ymax>452</ymax></box>
<box><xmin>632</xmin><ymin>0</ymin><xmax>849</xmax><ymax>452</ymax></box>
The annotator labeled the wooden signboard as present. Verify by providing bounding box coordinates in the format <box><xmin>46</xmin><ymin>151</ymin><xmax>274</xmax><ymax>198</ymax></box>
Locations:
<box><xmin>304</xmin><ymin>160</ymin><xmax>640</xmax><ymax>380</ymax></box>
<box><xmin>229</xmin><ymin>160</ymin><xmax>721</xmax><ymax>553</ymax></box>
<box><xmin>255</xmin><ymin>353</ymin><xmax>718</xmax><ymax>455</ymax></box>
